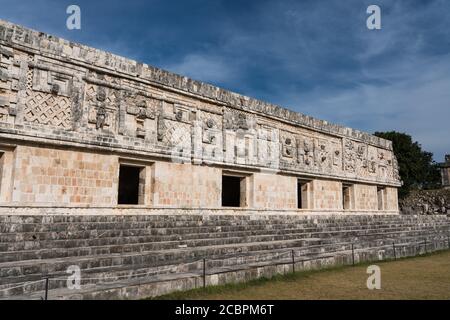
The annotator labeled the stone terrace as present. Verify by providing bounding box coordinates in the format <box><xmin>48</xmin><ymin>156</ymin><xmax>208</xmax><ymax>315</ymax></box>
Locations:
<box><xmin>0</xmin><ymin>213</ymin><xmax>449</xmax><ymax>299</ymax></box>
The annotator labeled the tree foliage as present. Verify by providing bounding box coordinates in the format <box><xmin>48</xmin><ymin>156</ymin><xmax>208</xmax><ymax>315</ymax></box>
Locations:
<box><xmin>374</xmin><ymin>131</ymin><xmax>441</xmax><ymax>199</ymax></box>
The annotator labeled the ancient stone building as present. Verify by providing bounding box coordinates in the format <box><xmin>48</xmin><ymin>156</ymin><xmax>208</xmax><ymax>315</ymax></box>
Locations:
<box><xmin>0</xmin><ymin>19</ymin><xmax>401</xmax><ymax>214</ymax></box>
<box><xmin>440</xmin><ymin>155</ymin><xmax>450</xmax><ymax>189</ymax></box>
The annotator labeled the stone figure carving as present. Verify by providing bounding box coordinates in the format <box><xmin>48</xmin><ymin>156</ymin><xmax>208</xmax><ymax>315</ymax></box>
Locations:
<box><xmin>136</xmin><ymin>100</ymin><xmax>147</xmax><ymax>119</ymax></box>
<box><xmin>333</xmin><ymin>149</ymin><xmax>341</xmax><ymax>166</ymax></box>
<box><xmin>304</xmin><ymin>140</ymin><xmax>314</xmax><ymax>165</ymax></box>
<box><xmin>297</xmin><ymin>138</ymin><xmax>315</xmax><ymax>166</ymax></box>
<box><xmin>368</xmin><ymin>159</ymin><xmax>377</xmax><ymax>173</ymax></box>
<box><xmin>96</xmin><ymin>105</ymin><xmax>106</xmax><ymax>130</ymax></box>
<box><xmin>126</xmin><ymin>99</ymin><xmax>156</xmax><ymax>119</ymax></box>
<box><xmin>202</xmin><ymin>118</ymin><xmax>218</xmax><ymax>145</ymax></box>
<box><xmin>344</xmin><ymin>139</ymin><xmax>356</xmax><ymax>172</ymax></box>
<box><xmin>223</xmin><ymin>109</ymin><xmax>253</xmax><ymax>131</ymax></box>
<box><xmin>392</xmin><ymin>155</ymin><xmax>400</xmax><ymax>181</ymax></box>
<box><xmin>318</xmin><ymin>143</ymin><xmax>328</xmax><ymax>163</ymax></box>
<box><xmin>157</xmin><ymin>114</ymin><xmax>165</xmax><ymax>141</ymax></box>
<box><xmin>356</xmin><ymin>144</ymin><xmax>366</xmax><ymax>160</ymax></box>
<box><xmin>142</xmin><ymin>101</ymin><xmax>155</xmax><ymax>118</ymax></box>
<box><xmin>123</xmin><ymin>98</ymin><xmax>158</xmax><ymax>138</ymax></box>
<box><xmin>282</xmin><ymin>136</ymin><xmax>294</xmax><ymax>158</ymax></box>
<box><xmin>376</xmin><ymin>149</ymin><xmax>389</xmax><ymax>179</ymax></box>
<box><xmin>236</xmin><ymin>113</ymin><xmax>248</xmax><ymax>130</ymax></box>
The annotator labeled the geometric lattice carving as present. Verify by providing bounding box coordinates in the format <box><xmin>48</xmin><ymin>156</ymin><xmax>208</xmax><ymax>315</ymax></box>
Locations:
<box><xmin>161</xmin><ymin>120</ymin><xmax>191</xmax><ymax>148</ymax></box>
<box><xmin>24</xmin><ymin>90</ymin><xmax>71</xmax><ymax>129</ymax></box>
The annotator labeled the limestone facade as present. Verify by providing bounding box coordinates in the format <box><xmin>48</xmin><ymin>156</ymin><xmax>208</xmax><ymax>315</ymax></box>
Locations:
<box><xmin>0</xmin><ymin>20</ymin><xmax>401</xmax><ymax>213</ymax></box>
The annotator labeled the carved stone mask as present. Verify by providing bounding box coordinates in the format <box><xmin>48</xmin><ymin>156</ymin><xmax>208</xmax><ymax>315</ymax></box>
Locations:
<box><xmin>175</xmin><ymin>110</ymin><xmax>183</xmax><ymax>121</ymax></box>
<box><xmin>50</xmin><ymin>83</ymin><xmax>60</xmax><ymax>95</ymax></box>
<box><xmin>97</xmin><ymin>88</ymin><xmax>106</xmax><ymax>102</ymax></box>
<box><xmin>137</xmin><ymin>100</ymin><xmax>147</xmax><ymax>109</ymax></box>
<box><xmin>206</xmin><ymin>118</ymin><xmax>214</xmax><ymax>129</ymax></box>
<box><xmin>304</xmin><ymin>141</ymin><xmax>311</xmax><ymax>153</ymax></box>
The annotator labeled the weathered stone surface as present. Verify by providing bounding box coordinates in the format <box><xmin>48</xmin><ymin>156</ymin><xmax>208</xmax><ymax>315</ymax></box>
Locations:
<box><xmin>0</xmin><ymin>19</ymin><xmax>401</xmax><ymax>211</ymax></box>
<box><xmin>400</xmin><ymin>189</ymin><xmax>450</xmax><ymax>215</ymax></box>
<box><xmin>0</xmin><ymin>213</ymin><xmax>448</xmax><ymax>299</ymax></box>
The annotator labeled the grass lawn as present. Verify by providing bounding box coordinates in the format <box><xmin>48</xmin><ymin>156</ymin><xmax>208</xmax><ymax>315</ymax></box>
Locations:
<box><xmin>153</xmin><ymin>250</ymin><xmax>450</xmax><ymax>300</ymax></box>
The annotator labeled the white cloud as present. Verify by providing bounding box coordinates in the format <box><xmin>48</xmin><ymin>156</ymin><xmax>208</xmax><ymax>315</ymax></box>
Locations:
<box><xmin>285</xmin><ymin>55</ymin><xmax>450</xmax><ymax>162</ymax></box>
<box><xmin>163</xmin><ymin>54</ymin><xmax>235</xmax><ymax>85</ymax></box>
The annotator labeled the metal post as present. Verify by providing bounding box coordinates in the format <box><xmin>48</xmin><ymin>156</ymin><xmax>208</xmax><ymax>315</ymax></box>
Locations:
<box><xmin>44</xmin><ymin>277</ymin><xmax>49</xmax><ymax>301</ymax></box>
<box><xmin>291</xmin><ymin>250</ymin><xmax>295</xmax><ymax>273</ymax></box>
<box><xmin>351</xmin><ymin>243</ymin><xmax>355</xmax><ymax>266</ymax></box>
<box><xmin>424</xmin><ymin>239</ymin><xmax>427</xmax><ymax>254</ymax></box>
<box><xmin>202</xmin><ymin>258</ymin><xmax>206</xmax><ymax>289</ymax></box>
<box><xmin>393</xmin><ymin>242</ymin><xmax>396</xmax><ymax>260</ymax></box>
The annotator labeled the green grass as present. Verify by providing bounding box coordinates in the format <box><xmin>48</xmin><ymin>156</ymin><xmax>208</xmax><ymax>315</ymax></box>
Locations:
<box><xmin>151</xmin><ymin>250</ymin><xmax>450</xmax><ymax>300</ymax></box>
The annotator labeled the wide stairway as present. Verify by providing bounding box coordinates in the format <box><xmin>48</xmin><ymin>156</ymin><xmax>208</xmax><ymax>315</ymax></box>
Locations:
<box><xmin>0</xmin><ymin>214</ymin><xmax>449</xmax><ymax>299</ymax></box>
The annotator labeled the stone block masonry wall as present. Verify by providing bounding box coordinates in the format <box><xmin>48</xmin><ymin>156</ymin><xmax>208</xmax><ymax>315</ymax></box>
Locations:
<box><xmin>311</xmin><ymin>180</ymin><xmax>342</xmax><ymax>210</ymax></box>
<box><xmin>251</xmin><ymin>173</ymin><xmax>297</xmax><ymax>209</ymax></box>
<box><xmin>2</xmin><ymin>142</ymin><xmax>400</xmax><ymax>211</ymax></box>
<box><xmin>9</xmin><ymin>145</ymin><xmax>118</xmax><ymax>205</ymax></box>
<box><xmin>385</xmin><ymin>187</ymin><xmax>399</xmax><ymax>211</ymax></box>
<box><xmin>354</xmin><ymin>184</ymin><xmax>378</xmax><ymax>210</ymax></box>
<box><xmin>152</xmin><ymin>162</ymin><xmax>221</xmax><ymax>207</ymax></box>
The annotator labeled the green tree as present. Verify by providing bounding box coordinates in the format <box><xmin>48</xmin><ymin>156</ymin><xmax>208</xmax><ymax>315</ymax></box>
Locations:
<box><xmin>374</xmin><ymin>131</ymin><xmax>441</xmax><ymax>198</ymax></box>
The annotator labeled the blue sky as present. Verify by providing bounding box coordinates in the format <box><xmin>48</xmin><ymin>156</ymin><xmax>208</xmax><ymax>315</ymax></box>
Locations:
<box><xmin>1</xmin><ymin>0</ymin><xmax>449</xmax><ymax>161</ymax></box>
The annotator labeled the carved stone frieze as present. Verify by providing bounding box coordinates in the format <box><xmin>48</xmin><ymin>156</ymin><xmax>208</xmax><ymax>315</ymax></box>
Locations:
<box><xmin>0</xmin><ymin>20</ymin><xmax>402</xmax><ymax>187</ymax></box>
<box><xmin>85</xmin><ymin>82</ymin><xmax>119</xmax><ymax>133</ymax></box>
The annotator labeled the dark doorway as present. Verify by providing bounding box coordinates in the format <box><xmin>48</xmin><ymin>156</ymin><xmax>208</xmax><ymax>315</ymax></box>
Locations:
<box><xmin>118</xmin><ymin>165</ymin><xmax>142</xmax><ymax>204</ymax></box>
<box><xmin>342</xmin><ymin>184</ymin><xmax>352</xmax><ymax>210</ymax></box>
<box><xmin>297</xmin><ymin>181</ymin><xmax>302</xmax><ymax>209</ymax></box>
<box><xmin>222</xmin><ymin>175</ymin><xmax>241</xmax><ymax>207</ymax></box>
<box><xmin>297</xmin><ymin>180</ymin><xmax>309</xmax><ymax>209</ymax></box>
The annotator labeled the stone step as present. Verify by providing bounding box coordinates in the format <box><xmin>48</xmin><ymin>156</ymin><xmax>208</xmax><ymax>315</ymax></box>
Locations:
<box><xmin>0</xmin><ymin>219</ymin><xmax>413</xmax><ymax>234</ymax></box>
<box><xmin>0</xmin><ymin>220</ymin><xmax>397</xmax><ymax>241</ymax></box>
<box><xmin>0</xmin><ymin>227</ymin><xmax>447</xmax><ymax>285</ymax></box>
<box><xmin>2</xmin><ymin>218</ymin><xmax>447</xmax><ymax>243</ymax></box>
<box><xmin>0</xmin><ymin>237</ymin><xmax>334</xmax><ymax>281</ymax></box>
<box><xmin>1</xmin><ymin>214</ymin><xmax>448</xmax><ymax>233</ymax></box>
<box><xmin>1</xmin><ymin>214</ymin><xmax>449</xmax><ymax>299</ymax></box>
<box><xmin>0</xmin><ymin>239</ymin><xmax>351</xmax><ymax>295</ymax></box>
<box><xmin>1</xmin><ymin>219</ymin><xmax>447</xmax><ymax>252</ymax></box>
<box><xmin>1</xmin><ymin>232</ymin><xmax>447</xmax><ymax>299</ymax></box>
<box><xmin>0</xmin><ymin>232</ymin><xmax>329</xmax><ymax>263</ymax></box>
<box><xmin>0</xmin><ymin>222</ymin><xmax>447</xmax><ymax>259</ymax></box>
<box><xmin>4</xmin><ymin>214</ymin><xmax>444</xmax><ymax>224</ymax></box>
